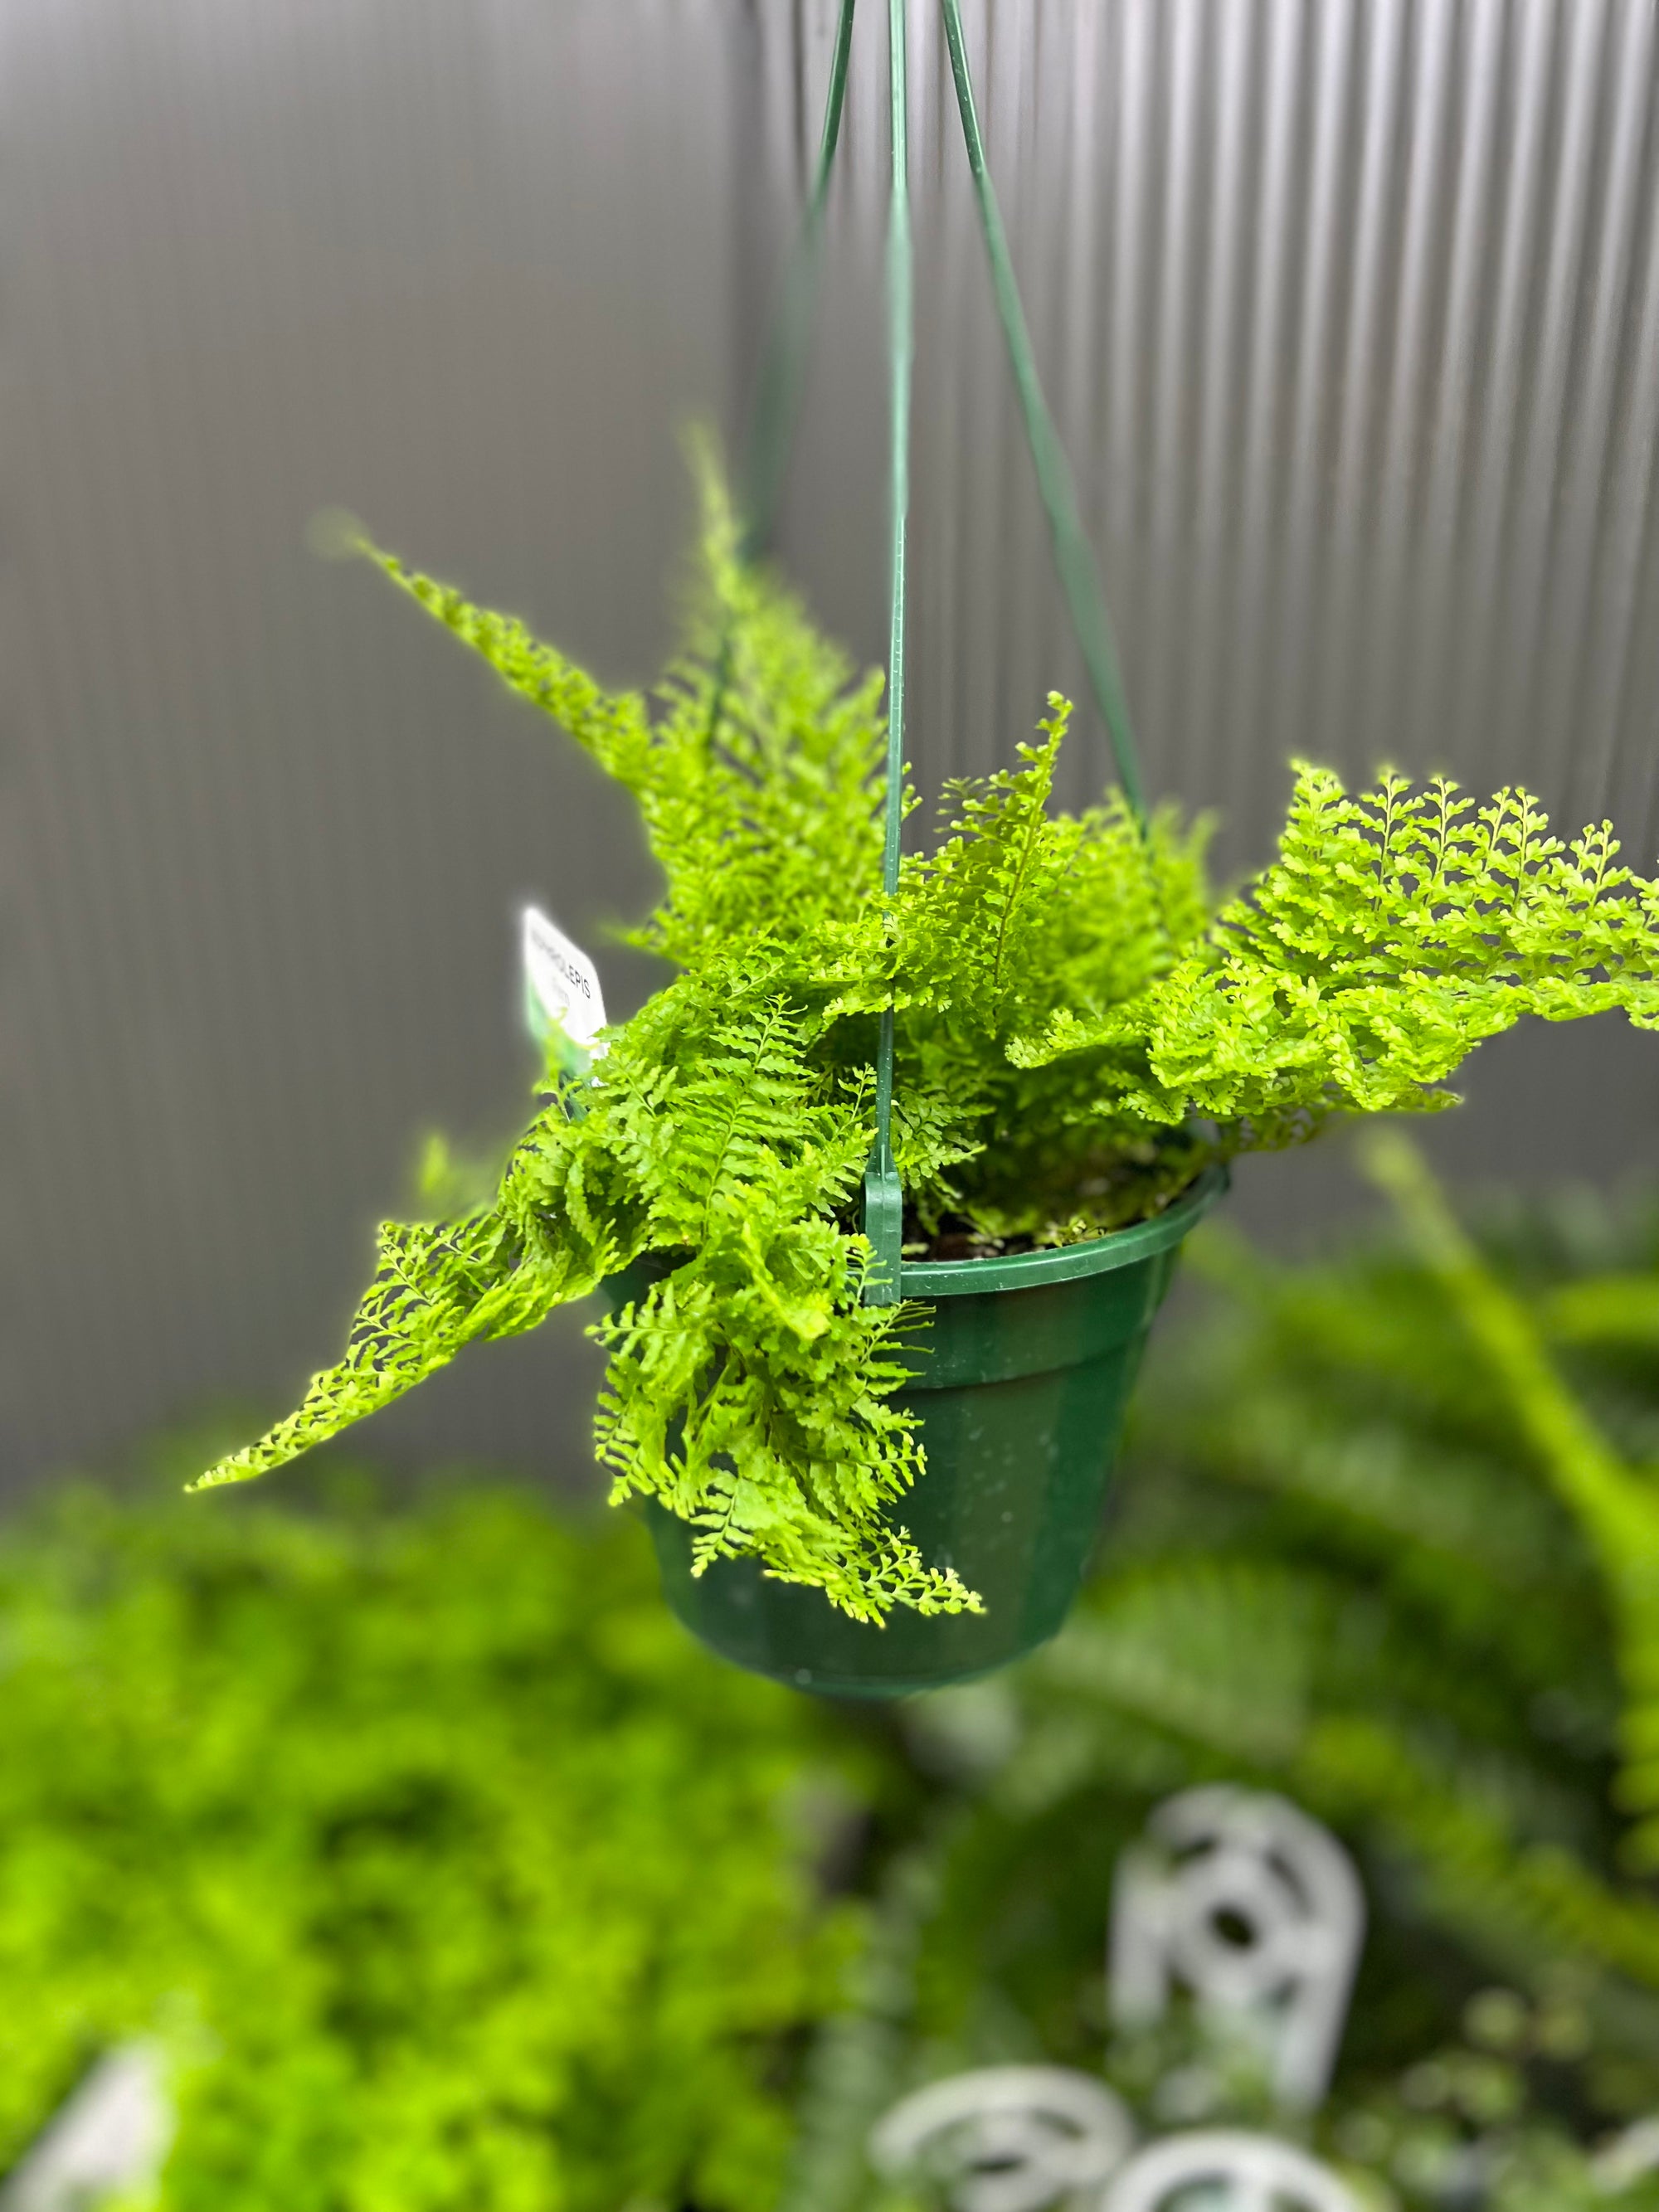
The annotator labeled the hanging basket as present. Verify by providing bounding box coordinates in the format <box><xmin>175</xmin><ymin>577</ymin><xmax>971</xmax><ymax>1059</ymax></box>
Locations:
<box><xmin>636</xmin><ymin>1166</ymin><xmax>1225</xmax><ymax>1699</ymax></box>
<box><xmin>626</xmin><ymin>0</ymin><xmax>1228</xmax><ymax>1698</ymax></box>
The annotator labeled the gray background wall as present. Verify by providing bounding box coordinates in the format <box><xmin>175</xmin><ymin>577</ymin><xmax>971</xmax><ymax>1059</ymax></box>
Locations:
<box><xmin>9</xmin><ymin>0</ymin><xmax>1659</xmax><ymax>1495</ymax></box>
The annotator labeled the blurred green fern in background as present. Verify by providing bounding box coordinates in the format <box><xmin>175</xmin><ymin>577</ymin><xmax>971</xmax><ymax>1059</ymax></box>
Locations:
<box><xmin>0</xmin><ymin>1454</ymin><xmax>874</xmax><ymax>2212</ymax></box>
<box><xmin>15</xmin><ymin>1143</ymin><xmax>1659</xmax><ymax>2209</ymax></box>
<box><xmin>834</xmin><ymin>1134</ymin><xmax>1659</xmax><ymax>2205</ymax></box>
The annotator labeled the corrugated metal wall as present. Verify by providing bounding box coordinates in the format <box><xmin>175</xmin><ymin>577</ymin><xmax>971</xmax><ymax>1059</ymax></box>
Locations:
<box><xmin>9</xmin><ymin>0</ymin><xmax>1659</xmax><ymax>1493</ymax></box>
<box><xmin>763</xmin><ymin>0</ymin><xmax>1659</xmax><ymax>854</ymax></box>
<box><xmin>5</xmin><ymin>0</ymin><xmax>746</xmax><ymax>1487</ymax></box>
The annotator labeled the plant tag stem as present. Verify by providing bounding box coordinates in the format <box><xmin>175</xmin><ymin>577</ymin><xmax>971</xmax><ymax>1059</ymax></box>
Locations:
<box><xmin>522</xmin><ymin>905</ymin><xmax>607</xmax><ymax>1086</ymax></box>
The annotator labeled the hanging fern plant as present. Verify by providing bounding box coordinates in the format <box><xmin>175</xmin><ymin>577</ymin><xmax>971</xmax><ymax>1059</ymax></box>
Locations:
<box><xmin>196</xmin><ymin>455</ymin><xmax>1659</xmax><ymax>1632</ymax></box>
<box><xmin>195</xmin><ymin>0</ymin><xmax>1659</xmax><ymax>1685</ymax></box>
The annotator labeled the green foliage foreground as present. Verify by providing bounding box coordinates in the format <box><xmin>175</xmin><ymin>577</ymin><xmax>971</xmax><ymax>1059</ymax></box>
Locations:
<box><xmin>13</xmin><ymin>1156</ymin><xmax>1659</xmax><ymax>2210</ymax></box>
<box><xmin>197</xmin><ymin>461</ymin><xmax>1659</xmax><ymax>1623</ymax></box>
<box><xmin>0</xmin><ymin>1461</ymin><xmax>865</xmax><ymax>2212</ymax></box>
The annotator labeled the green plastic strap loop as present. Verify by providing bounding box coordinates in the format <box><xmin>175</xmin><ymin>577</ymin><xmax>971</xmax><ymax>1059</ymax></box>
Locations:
<box><xmin>938</xmin><ymin>0</ymin><xmax>1148</xmax><ymax>829</ymax></box>
<box><xmin>861</xmin><ymin>0</ymin><xmax>912</xmax><ymax>1306</ymax></box>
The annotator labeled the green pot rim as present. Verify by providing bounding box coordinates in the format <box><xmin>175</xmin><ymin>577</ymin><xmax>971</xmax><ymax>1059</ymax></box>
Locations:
<box><xmin>896</xmin><ymin>1162</ymin><xmax>1228</xmax><ymax>1298</ymax></box>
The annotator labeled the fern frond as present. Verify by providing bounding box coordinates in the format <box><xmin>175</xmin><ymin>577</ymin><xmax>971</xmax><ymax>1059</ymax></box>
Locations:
<box><xmin>902</xmin><ymin>701</ymin><xmax>1084</xmax><ymax>1037</ymax></box>
<box><xmin>364</xmin><ymin>544</ymin><xmax>654</xmax><ymax>785</ymax></box>
<box><xmin>1077</xmin><ymin>765</ymin><xmax>1659</xmax><ymax>1135</ymax></box>
<box><xmin>1301</xmin><ymin>1714</ymin><xmax>1659</xmax><ymax>1987</ymax></box>
<box><xmin>1546</xmin><ymin>1274</ymin><xmax>1659</xmax><ymax>1349</ymax></box>
<box><xmin>1362</xmin><ymin>1135</ymin><xmax>1659</xmax><ymax>1873</ymax></box>
<box><xmin>192</xmin><ymin>1202</ymin><xmax>586</xmax><ymax>1490</ymax></box>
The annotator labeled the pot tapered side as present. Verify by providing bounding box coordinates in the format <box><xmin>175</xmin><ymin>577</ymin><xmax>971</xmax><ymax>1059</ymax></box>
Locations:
<box><xmin>644</xmin><ymin>1184</ymin><xmax>1218</xmax><ymax>1697</ymax></box>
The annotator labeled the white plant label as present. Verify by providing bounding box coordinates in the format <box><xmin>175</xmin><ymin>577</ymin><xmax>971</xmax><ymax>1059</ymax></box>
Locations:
<box><xmin>522</xmin><ymin>905</ymin><xmax>607</xmax><ymax>1073</ymax></box>
<box><xmin>1</xmin><ymin>2044</ymin><xmax>173</xmax><ymax>2212</ymax></box>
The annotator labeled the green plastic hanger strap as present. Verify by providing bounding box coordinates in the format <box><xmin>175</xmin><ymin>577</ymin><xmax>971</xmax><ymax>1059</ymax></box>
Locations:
<box><xmin>736</xmin><ymin>1</ymin><xmax>1149</xmax><ymax>1296</ymax></box>
<box><xmin>866</xmin><ymin>0</ymin><xmax>1155</xmax><ymax>1296</ymax></box>
<box><xmin>739</xmin><ymin>0</ymin><xmax>859</xmax><ymax>562</ymax></box>
<box><xmin>703</xmin><ymin>0</ymin><xmax>854</xmax><ymax>760</ymax></box>
<box><xmin>861</xmin><ymin>0</ymin><xmax>912</xmax><ymax>1306</ymax></box>
<box><xmin>938</xmin><ymin>0</ymin><xmax>1148</xmax><ymax>828</ymax></box>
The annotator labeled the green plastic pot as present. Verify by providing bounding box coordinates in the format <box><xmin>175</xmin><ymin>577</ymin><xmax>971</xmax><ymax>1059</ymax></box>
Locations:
<box><xmin>632</xmin><ymin>1166</ymin><xmax>1226</xmax><ymax>1700</ymax></box>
